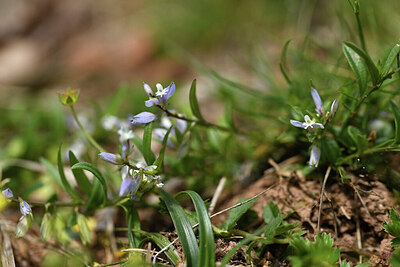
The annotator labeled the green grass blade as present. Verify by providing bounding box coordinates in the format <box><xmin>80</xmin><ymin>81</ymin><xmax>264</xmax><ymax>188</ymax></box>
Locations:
<box><xmin>154</xmin><ymin>127</ymin><xmax>172</xmax><ymax>169</ymax></box>
<box><xmin>280</xmin><ymin>39</ymin><xmax>292</xmax><ymax>85</ymax></box>
<box><xmin>189</xmin><ymin>79</ymin><xmax>205</xmax><ymax>121</ymax></box>
<box><xmin>68</xmin><ymin>150</ymin><xmax>92</xmax><ymax>197</ymax></box>
<box><xmin>130</xmin><ymin>229</ymin><xmax>182</xmax><ymax>266</ymax></box>
<box><xmin>143</xmin><ymin>232</ymin><xmax>181</xmax><ymax>266</ymax></box>
<box><xmin>57</xmin><ymin>146</ymin><xmax>80</xmax><ymax>200</ymax></box>
<box><xmin>177</xmin><ymin>191</ymin><xmax>215</xmax><ymax>267</ymax></box>
<box><xmin>126</xmin><ymin>203</ymin><xmax>141</xmax><ymax>248</ymax></box>
<box><xmin>71</xmin><ymin>162</ymin><xmax>108</xmax><ymax>204</ymax></box>
<box><xmin>220</xmin><ymin>226</ymin><xmax>266</xmax><ymax>267</ymax></box>
<box><xmin>390</xmin><ymin>101</ymin><xmax>400</xmax><ymax>143</ymax></box>
<box><xmin>143</xmin><ymin>122</ymin><xmax>155</xmax><ymax>166</ymax></box>
<box><xmin>160</xmin><ymin>189</ymin><xmax>199</xmax><ymax>267</ymax></box>
<box><xmin>382</xmin><ymin>43</ymin><xmax>400</xmax><ymax>76</ymax></box>
<box><xmin>85</xmin><ymin>179</ymin><xmax>105</xmax><ymax>213</ymax></box>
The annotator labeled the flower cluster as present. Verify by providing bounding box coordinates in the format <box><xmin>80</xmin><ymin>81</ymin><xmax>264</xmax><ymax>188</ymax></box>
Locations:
<box><xmin>99</xmin><ymin>152</ymin><xmax>164</xmax><ymax>199</ymax></box>
<box><xmin>290</xmin><ymin>88</ymin><xmax>337</xmax><ymax>167</ymax></box>
<box><xmin>129</xmin><ymin>82</ymin><xmax>176</xmax><ymax>126</ymax></box>
<box><xmin>1</xmin><ymin>188</ymin><xmax>33</xmax><ymax>238</ymax></box>
<box><xmin>99</xmin><ymin>81</ymin><xmax>187</xmax><ymax>199</ymax></box>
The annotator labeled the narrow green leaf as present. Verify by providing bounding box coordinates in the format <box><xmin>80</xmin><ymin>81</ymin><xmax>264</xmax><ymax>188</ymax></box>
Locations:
<box><xmin>77</xmin><ymin>213</ymin><xmax>92</xmax><ymax>245</ymax></box>
<box><xmin>390</xmin><ymin>101</ymin><xmax>400</xmax><ymax>143</ymax></box>
<box><xmin>343</xmin><ymin>42</ymin><xmax>379</xmax><ymax>85</ymax></box>
<box><xmin>126</xmin><ymin>204</ymin><xmax>141</xmax><ymax>248</ymax></box>
<box><xmin>85</xmin><ymin>179</ymin><xmax>105</xmax><ymax>213</ymax></box>
<box><xmin>69</xmin><ymin>150</ymin><xmax>92</xmax><ymax>197</ymax></box>
<box><xmin>223</xmin><ymin>198</ymin><xmax>257</xmax><ymax>231</ymax></box>
<box><xmin>189</xmin><ymin>79</ymin><xmax>205</xmax><ymax>121</ymax></box>
<box><xmin>143</xmin><ymin>122</ymin><xmax>155</xmax><ymax>166</ymax></box>
<box><xmin>130</xmin><ymin>133</ymin><xmax>144</xmax><ymax>156</ymax></box>
<box><xmin>342</xmin><ymin>43</ymin><xmax>368</xmax><ymax>95</ymax></box>
<box><xmin>154</xmin><ymin>127</ymin><xmax>172</xmax><ymax>169</ymax></box>
<box><xmin>71</xmin><ymin>162</ymin><xmax>107</xmax><ymax>205</ymax></box>
<box><xmin>177</xmin><ymin>191</ymin><xmax>215</xmax><ymax>267</ymax></box>
<box><xmin>262</xmin><ymin>201</ymin><xmax>283</xmax><ymax>239</ymax></box>
<box><xmin>382</xmin><ymin>43</ymin><xmax>400</xmax><ymax>76</ymax></box>
<box><xmin>220</xmin><ymin>226</ymin><xmax>266</xmax><ymax>267</ymax></box>
<box><xmin>57</xmin><ymin>146</ymin><xmax>80</xmax><ymax>200</ymax></box>
<box><xmin>160</xmin><ymin>189</ymin><xmax>199</xmax><ymax>267</ymax></box>
<box><xmin>142</xmin><ymin>232</ymin><xmax>181</xmax><ymax>266</ymax></box>
<box><xmin>280</xmin><ymin>39</ymin><xmax>292</xmax><ymax>84</ymax></box>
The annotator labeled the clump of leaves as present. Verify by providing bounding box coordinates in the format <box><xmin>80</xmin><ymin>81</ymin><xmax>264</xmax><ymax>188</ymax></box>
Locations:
<box><xmin>289</xmin><ymin>232</ymin><xmax>340</xmax><ymax>267</ymax></box>
<box><xmin>383</xmin><ymin>208</ymin><xmax>400</xmax><ymax>247</ymax></box>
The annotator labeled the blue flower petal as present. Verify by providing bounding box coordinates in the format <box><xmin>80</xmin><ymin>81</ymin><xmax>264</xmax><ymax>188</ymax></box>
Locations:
<box><xmin>290</xmin><ymin>120</ymin><xmax>306</xmax><ymax>128</ymax></box>
<box><xmin>119</xmin><ymin>176</ymin><xmax>134</xmax><ymax>196</ymax></box>
<box><xmin>330</xmin><ymin>99</ymin><xmax>338</xmax><ymax>117</ymax></box>
<box><xmin>99</xmin><ymin>152</ymin><xmax>123</xmax><ymax>165</ymax></box>
<box><xmin>309</xmin><ymin>144</ymin><xmax>321</xmax><ymax>167</ymax></box>
<box><xmin>165</xmin><ymin>82</ymin><xmax>175</xmax><ymax>101</ymax></box>
<box><xmin>19</xmin><ymin>201</ymin><xmax>32</xmax><ymax>216</ymax></box>
<box><xmin>143</xmin><ymin>82</ymin><xmax>154</xmax><ymax>97</ymax></box>
<box><xmin>2</xmin><ymin>188</ymin><xmax>13</xmax><ymax>198</ymax></box>
<box><xmin>129</xmin><ymin>112</ymin><xmax>159</xmax><ymax>126</ymax></box>
<box><xmin>311</xmin><ymin>88</ymin><xmax>323</xmax><ymax>115</ymax></box>
<box><xmin>145</xmin><ymin>98</ymin><xmax>160</xmax><ymax>107</ymax></box>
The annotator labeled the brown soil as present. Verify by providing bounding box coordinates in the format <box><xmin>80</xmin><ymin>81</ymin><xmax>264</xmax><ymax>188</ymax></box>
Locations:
<box><xmin>211</xmin><ymin>157</ymin><xmax>397</xmax><ymax>266</ymax></box>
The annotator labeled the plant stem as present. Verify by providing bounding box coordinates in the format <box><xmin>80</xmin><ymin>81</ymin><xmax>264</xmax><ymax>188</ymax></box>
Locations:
<box><xmin>11</xmin><ymin>198</ymin><xmax>83</xmax><ymax>208</ymax></box>
<box><xmin>341</xmin><ymin>145</ymin><xmax>397</xmax><ymax>163</ymax></box>
<box><xmin>70</xmin><ymin>105</ymin><xmax>105</xmax><ymax>152</ymax></box>
<box><xmin>355</xmin><ymin>10</ymin><xmax>366</xmax><ymax>52</ymax></box>
<box><xmin>158</xmin><ymin>105</ymin><xmax>242</xmax><ymax>135</ymax></box>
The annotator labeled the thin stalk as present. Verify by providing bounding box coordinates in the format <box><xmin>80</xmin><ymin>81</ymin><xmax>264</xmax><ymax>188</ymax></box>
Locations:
<box><xmin>70</xmin><ymin>105</ymin><xmax>104</xmax><ymax>152</ymax></box>
<box><xmin>341</xmin><ymin>145</ymin><xmax>397</xmax><ymax>163</ymax></box>
<box><xmin>355</xmin><ymin>11</ymin><xmax>366</xmax><ymax>52</ymax></box>
<box><xmin>11</xmin><ymin>198</ymin><xmax>83</xmax><ymax>208</ymax></box>
<box><xmin>158</xmin><ymin>105</ymin><xmax>243</xmax><ymax>135</ymax></box>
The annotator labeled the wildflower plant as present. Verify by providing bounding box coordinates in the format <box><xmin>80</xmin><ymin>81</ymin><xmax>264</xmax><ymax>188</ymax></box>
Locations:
<box><xmin>2</xmin><ymin>1</ymin><xmax>400</xmax><ymax>266</ymax></box>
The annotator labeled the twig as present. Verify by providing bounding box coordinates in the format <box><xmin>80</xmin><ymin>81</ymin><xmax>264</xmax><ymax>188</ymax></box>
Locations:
<box><xmin>317</xmin><ymin>166</ymin><xmax>331</xmax><ymax>233</ymax></box>
<box><xmin>323</xmin><ymin>191</ymin><xmax>339</xmax><ymax>237</ymax></box>
<box><xmin>208</xmin><ymin>177</ymin><xmax>227</xmax><ymax>215</ymax></box>
<box><xmin>354</xmin><ymin>191</ymin><xmax>363</xmax><ymax>264</ymax></box>
<box><xmin>352</xmin><ymin>183</ymin><xmax>371</xmax><ymax>216</ymax></box>
<box><xmin>152</xmin><ymin>184</ymin><xmax>278</xmax><ymax>265</ymax></box>
<box><xmin>340</xmin><ymin>206</ymin><xmax>351</xmax><ymax>220</ymax></box>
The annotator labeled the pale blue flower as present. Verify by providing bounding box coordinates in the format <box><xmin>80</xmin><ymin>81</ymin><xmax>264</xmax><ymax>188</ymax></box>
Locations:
<box><xmin>330</xmin><ymin>99</ymin><xmax>338</xmax><ymax>118</ymax></box>
<box><xmin>143</xmin><ymin>82</ymin><xmax>175</xmax><ymax>107</ymax></box>
<box><xmin>119</xmin><ymin>175</ymin><xmax>139</xmax><ymax>197</ymax></box>
<box><xmin>99</xmin><ymin>152</ymin><xmax>123</xmax><ymax>165</ymax></box>
<box><xmin>19</xmin><ymin>201</ymin><xmax>32</xmax><ymax>216</ymax></box>
<box><xmin>129</xmin><ymin>112</ymin><xmax>159</xmax><ymax>126</ymax></box>
<box><xmin>311</xmin><ymin>88</ymin><xmax>323</xmax><ymax>115</ymax></box>
<box><xmin>309</xmin><ymin>144</ymin><xmax>321</xmax><ymax>167</ymax></box>
<box><xmin>2</xmin><ymin>188</ymin><xmax>13</xmax><ymax>198</ymax></box>
<box><xmin>290</xmin><ymin>115</ymin><xmax>324</xmax><ymax>130</ymax></box>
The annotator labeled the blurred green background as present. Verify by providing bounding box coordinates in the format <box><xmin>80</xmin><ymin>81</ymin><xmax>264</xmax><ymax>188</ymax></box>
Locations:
<box><xmin>1</xmin><ymin>0</ymin><xmax>400</xmax><ymax>198</ymax></box>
